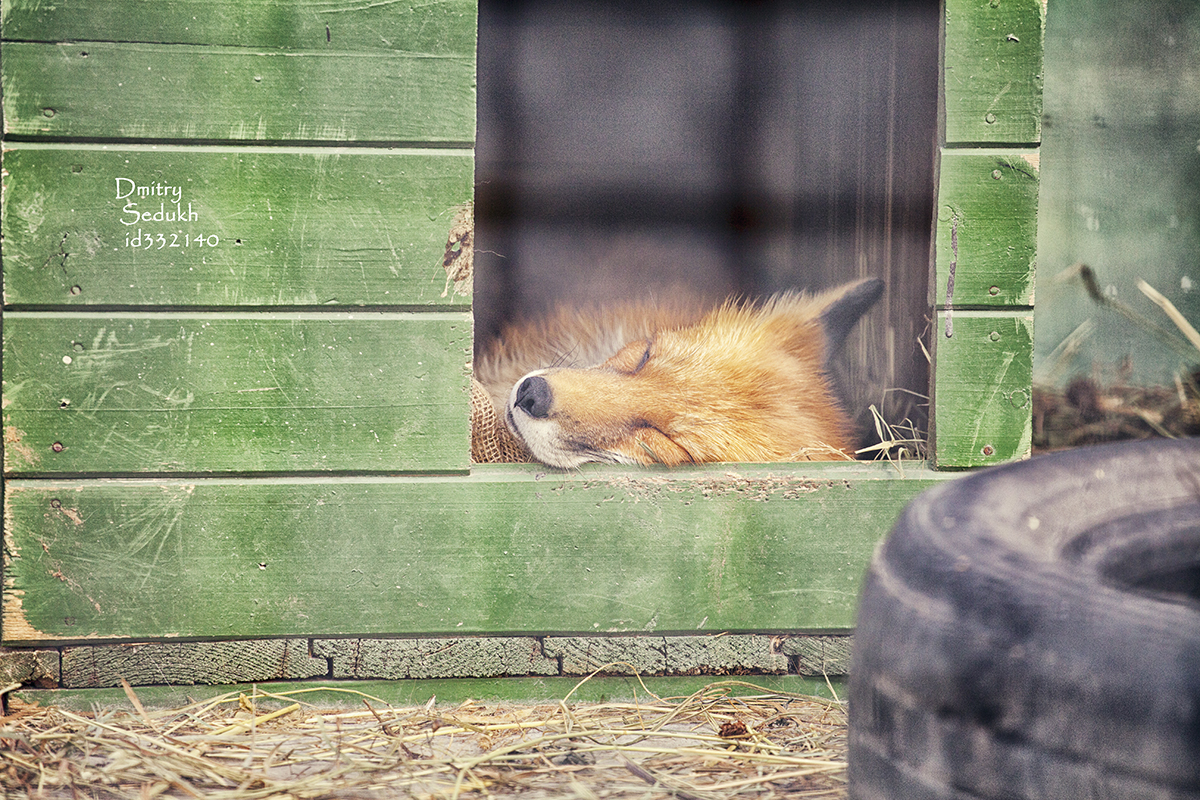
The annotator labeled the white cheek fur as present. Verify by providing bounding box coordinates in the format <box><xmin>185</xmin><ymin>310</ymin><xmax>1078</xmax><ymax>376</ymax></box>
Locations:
<box><xmin>505</xmin><ymin>370</ymin><xmax>586</xmax><ymax>469</ymax></box>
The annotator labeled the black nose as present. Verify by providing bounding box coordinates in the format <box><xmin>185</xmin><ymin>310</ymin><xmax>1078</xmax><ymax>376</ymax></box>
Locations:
<box><xmin>514</xmin><ymin>375</ymin><xmax>553</xmax><ymax>418</ymax></box>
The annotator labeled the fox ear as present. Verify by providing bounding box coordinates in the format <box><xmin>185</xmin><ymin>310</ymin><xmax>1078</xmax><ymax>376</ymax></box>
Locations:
<box><xmin>817</xmin><ymin>277</ymin><xmax>884</xmax><ymax>363</ymax></box>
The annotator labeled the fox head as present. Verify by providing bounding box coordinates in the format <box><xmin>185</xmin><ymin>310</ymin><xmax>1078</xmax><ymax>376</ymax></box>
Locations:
<box><xmin>498</xmin><ymin>278</ymin><xmax>884</xmax><ymax>469</ymax></box>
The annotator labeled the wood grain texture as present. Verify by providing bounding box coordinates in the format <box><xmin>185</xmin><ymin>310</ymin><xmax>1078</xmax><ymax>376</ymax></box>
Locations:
<box><xmin>931</xmin><ymin>312</ymin><xmax>1034</xmax><ymax>468</ymax></box>
<box><xmin>2</xmin><ymin>0</ymin><xmax>477</xmax><ymax>144</ymax></box>
<box><xmin>315</xmin><ymin>638</ymin><xmax>558</xmax><ymax>680</ymax></box>
<box><xmin>1</xmin><ymin>147</ymin><xmax>474</xmax><ymax>308</ymax></box>
<box><xmin>942</xmin><ymin>0</ymin><xmax>1044</xmax><ymax>145</ymax></box>
<box><xmin>934</xmin><ymin>150</ymin><xmax>1038</xmax><ymax>308</ymax></box>
<box><xmin>1</xmin><ymin>0</ymin><xmax>477</xmax><ymax>54</ymax></box>
<box><xmin>2</xmin><ymin>463</ymin><xmax>945</xmax><ymax>644</ymax></box>
<box><xmin>0</xmin><ymin>647</ymin><xmax>60</xmax><ymax>687</ymax></box>
<box><xmin>2</xmin><ymin>313</ymin><xmax>472</xmax><ymax>475</ymax></box>
<box><xmin>778</xmin><ymin>634</ymin><xmax>852</xmax><ymax>676</ymax></box>
<box><xmin>543</xmin><ymin>635</ymin><xmax>789</xmax><ymax>676</ymax></box>
<box><xmin>60</xmin><ymin>640</ymin><xmax>328</xmax><ymax>688</ymax></box>
<box><xmin>3</xmin><ymin>43</ymin><xmax>474</xmax><ymax>144</ymax></box>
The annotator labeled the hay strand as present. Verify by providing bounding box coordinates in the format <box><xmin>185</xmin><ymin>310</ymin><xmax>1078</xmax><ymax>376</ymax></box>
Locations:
<box><xmin>0</xmin><ymin>681</ymin><xmax>848</xmax><ymax>798</ymax></box>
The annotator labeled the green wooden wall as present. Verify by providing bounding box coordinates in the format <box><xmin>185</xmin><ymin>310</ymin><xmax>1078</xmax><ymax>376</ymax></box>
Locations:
<box><xmin>0</xmin><ymin>0</ymin><xmax>1043</xmax><ymax>693</ymax></box>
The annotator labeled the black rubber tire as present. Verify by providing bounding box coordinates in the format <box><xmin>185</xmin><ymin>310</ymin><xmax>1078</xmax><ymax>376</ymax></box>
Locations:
<box><xmin>849</xmin><ymin>438</ymin><xmax>1200</xmax><ymax>800</ymax></box>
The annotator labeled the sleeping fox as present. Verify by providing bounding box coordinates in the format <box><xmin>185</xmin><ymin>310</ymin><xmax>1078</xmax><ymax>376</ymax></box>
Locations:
<box><xmin>474</xmin><ymin>277</ymin><xmax>884</xmax><ymax>468</ymax></box>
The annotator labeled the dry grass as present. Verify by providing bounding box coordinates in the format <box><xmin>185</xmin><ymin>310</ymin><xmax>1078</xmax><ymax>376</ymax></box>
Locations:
<box><xmin>1034</xmin><ymin>374</ymin><xmax>1200</xmax><ymax>451</ymax></box>
<box><xmin>0</xmin><ymin>679</ymin><xmax>848</xmax><ymax>799</ymax></box>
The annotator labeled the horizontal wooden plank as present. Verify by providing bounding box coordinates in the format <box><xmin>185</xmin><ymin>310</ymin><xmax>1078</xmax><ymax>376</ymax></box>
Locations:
<box><xmin>0</xmin><ymin>647</ymin><xmax>59</xmax><ymax>687</ymax></box>
<box><xmin>61</xmin><ymin>639</ymin><xmax>328</xmax><ymax>688</ymax></box>
<box><xmin>542</xmin><ymin>635</ymin><xmax>789</xmax><ymax>677</ymax></box>
<box><xmin>934</xmin><ymin>150</ymin><xmax>1038</xmax><ymax>308</ymax></box>
<box><xmin>943</xmin><ymin>0</ymin><xmax>1044</xmax><ymax>145</ymax></box>
<box><xmin>2</xmin><ymin>313</ymin><xmax>472</xmax><ymax>475</ymax></box>
<box><xmin>1</xmin><ymin>0</ymin><xmax>477</xmax><ymax>55</ymax></box>
<box><xmin>14</xmin><ymin>675</ymin><xmax>846</xmax><ymax>710</ymax></box>
<box><xmin>1</xmin><ymin>146</ymin><xmax>474</xmax><ymax>307</ymax></box>
<box><xmin>931</xmin><ymin>311</ymin><xmax>1033</xmax><ymax>468</ymax></box>
<box><xmin>2</xmin><ymin>42</ymin><xmax>475</xmax><ymax>143</ymax></box>
<box><xmin>314</xmin><ymin>638</ymin><xmax>559</xmax><ymax>680</ymax></box>
<box><xmin>2</xmin><ymin>463</ymin><xmax>946</xmax><ymax>644</ymax></box>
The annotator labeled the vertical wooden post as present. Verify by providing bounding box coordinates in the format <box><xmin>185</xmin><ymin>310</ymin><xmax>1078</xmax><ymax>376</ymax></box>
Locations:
<box><xmin>930</xmin><ymin>0</ymin><xmax>1044</xmax><ymax>468</ymax></box>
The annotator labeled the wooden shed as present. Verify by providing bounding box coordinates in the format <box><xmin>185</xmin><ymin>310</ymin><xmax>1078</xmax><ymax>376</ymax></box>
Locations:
<box><xmin>0</xmin><ymin>0</ymin><xmax>1041</xmax><ymax>702</ymax></box>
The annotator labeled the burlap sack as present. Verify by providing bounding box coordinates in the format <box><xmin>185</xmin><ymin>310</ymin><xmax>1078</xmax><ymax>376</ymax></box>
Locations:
<box><xmin>470</xmin><ymin>377</ymin><xmax>533</xmax><ymax>463</ymax></box>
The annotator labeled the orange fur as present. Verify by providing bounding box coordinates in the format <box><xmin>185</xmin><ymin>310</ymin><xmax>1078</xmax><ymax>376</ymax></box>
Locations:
<box><xmin>475</xmin><ymin>281</ymin><xmax>878</xmax><ymax>468</ymax></box>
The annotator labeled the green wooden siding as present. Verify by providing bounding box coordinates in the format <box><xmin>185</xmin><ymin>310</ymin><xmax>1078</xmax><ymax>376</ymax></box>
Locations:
<box><xmin>1</xmin><ymin>0</ymin><xmax>477</xmax><ymax>144</ymax></box>
<box><xmin>2</xmin><ymin>313</ymin><xmax>471</xmax><ymax>475</ymax></box>
<box><xmin>2</xmin><ymin>464</ymin><xmax>943</xmax><ymax>645</ymax></box>
<box><xmin>0</xmin><ymin>0</ymin><xmax>478</xmax><ymax>54</ymax></box>
<box><xmin>3</xmin><ymin>43</ymin><xmax>475</xmax><ymax>144</ymax></box>
<box><xmin>942</xmin><ymin>0</ymin><xmax>1045</xmax><ymax>146</ymax></box>
<box><xmin>933</xmin><ymin>150</ymin><xmax>1038</xmax><ymax>308</ymax></box>
<box><xmin>930</xmin><ymin>312</ymin><xmax>1034</xmax><ymax>466</ymax></box>
<box><xmin>931</xmin><ymin>0</ymin><xmax>1042</xmax><ymax>468</ymax></box>
<box><xmin>2</xmin><ymin>147</ymin><xmax>474</xmax><ymax>307</ymax></box>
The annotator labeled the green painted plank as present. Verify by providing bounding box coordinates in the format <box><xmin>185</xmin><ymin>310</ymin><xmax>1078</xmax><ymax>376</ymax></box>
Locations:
<box><xmin>943</xmin><ymin>0</ymin><xmax>1044</xmax><ymax>145</ymax></box>
<box><xmin>1</xmin><ymin>146</ymin><xmax>474</xmax><ymax>307</ymax></box>
<box><xmin>14</xmin><ymin>675</ymin><xmax>846</xmax><ymax>711</ymax></box>
<box><xmin>2</xmin><ymin>313</ymin><xmax>472</xmax><ymax>475</ymax></box>
<box><xmin>933</xmin><ymin>149</ymin><xmax>1038</xmax><ymax>308</ymax></box>
<box><xmin>1</xmin><ymin>0</ymin><xmax>477</xmax><ymax>55</ymax></box>
<box><xmin>1</xmin><ymin>41</ymin><xmax>475</xmax><ymax>143</ymax></box>
<box><xmin>2</xmin><ymin>463</ymin><xmax>945</xmax><ymax>643</ymax></box>
<box><xmin>931</xmin><ymin>311</ymin><xmax>1033</xmax><ymax>468</ymax></box>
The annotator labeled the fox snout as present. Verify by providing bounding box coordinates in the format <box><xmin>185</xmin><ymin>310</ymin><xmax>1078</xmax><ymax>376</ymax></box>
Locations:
<box><xmin>506</xmin><ymin>362</ymin><xmax>698</xmax><ymax>469</ymax></box>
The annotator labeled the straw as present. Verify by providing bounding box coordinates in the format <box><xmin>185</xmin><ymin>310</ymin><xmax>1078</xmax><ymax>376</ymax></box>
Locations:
<box><xmin>0</xmin><ymin>680</ymin><xmax>849</xmax><ymax>799</ymax></box>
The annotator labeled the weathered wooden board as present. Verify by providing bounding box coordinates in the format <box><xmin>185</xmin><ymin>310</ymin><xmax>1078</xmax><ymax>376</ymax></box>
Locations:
<box><xmin>1</xmin><ymin>146</ymin><xmax>474</xmax><ymax>307</ymax></box>
<box><xmin>934</xmin><ymin>150</ymin><xmax>1038</xmax><ymax>308</ymax></box>
<box><xmin>942</xmin><ymin>0</ymin><xmax>1044</xmax><ymax>146</ymax></box>
<box><xmin>541</xmin><ymin>635</ymin><xmax>789</xmax><ymax>677</ymax></box>
<box><xmin>2</xmin><ymin>464</ymin><xmax>945</xmax><ymax>644</ymax></box>
<box><xmin>61</xmin><ymin>639</ymin><xmax>328</xmax><ymax>688</ymax></box>
<box><xmin>1</xmin><ymin>41</ymin><xmax>475</xmax><ymax>143</ymax></box>
<box><xmin>2</xmin><ymin>312</ymin><xmax>472</xmax><ymax>475</ymax></box>
<box><xmin>931</xmin><ymin>311</ymin><xmax>1033</xmax><ymax>468</ymax></box>
<box><xmin>315</xmin><ymin>638</ymin><xmax>560</xmax><ymax>681</ymax></box>
<box><xmin>1</xmin><ymin>0</ymin><xmax>477</xmax><ymax>55</ymax></box>
<box><xmin>0</xmin><ymin>647</ymin><xmax>59</xmax><ymax>688</ymax></box>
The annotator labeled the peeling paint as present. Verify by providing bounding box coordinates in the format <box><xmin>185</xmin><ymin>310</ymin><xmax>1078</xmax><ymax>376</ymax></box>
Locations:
<box><xmin>584</xmin><ymin>472</ymin><xmax>826</xmax><ymax>503</ymax></box>
<box><xmin>3</xmin><ymin>425</ymin><xmax>39</xmax><ymax>469</ymax></box>
<box><xmin>2</xmin><ymin>590</ymin><xmax>72</xmax><ymax>644</ymax></box>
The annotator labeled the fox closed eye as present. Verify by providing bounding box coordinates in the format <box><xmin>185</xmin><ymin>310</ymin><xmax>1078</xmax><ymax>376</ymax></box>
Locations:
<box><xmin>607</xmin><ymin>338</ymin><xmax>653</xmax><ymax>374</ymax></box>
<box><xmin>635</xmin><ymin>341</ymin><xmax>652</xmax><ymax>372</ymax></box>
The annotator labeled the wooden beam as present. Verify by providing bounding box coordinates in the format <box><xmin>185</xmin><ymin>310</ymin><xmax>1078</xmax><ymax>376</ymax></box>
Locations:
<box><xmin>2</xmin><ymin>464</ymin><xmax>946</xmax><ymax>645</ymax></box>
<box><xmin>930</xmin><ymin>0</ymin><xmax>1042</xmax><ymax>468</ymax></box>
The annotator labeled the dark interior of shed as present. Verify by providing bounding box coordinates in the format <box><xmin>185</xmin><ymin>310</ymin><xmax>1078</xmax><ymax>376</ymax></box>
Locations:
<box><xmin>472</xmin><ymin>0</ymin><xmax>941</xmax><ymax>455</ymax></box>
